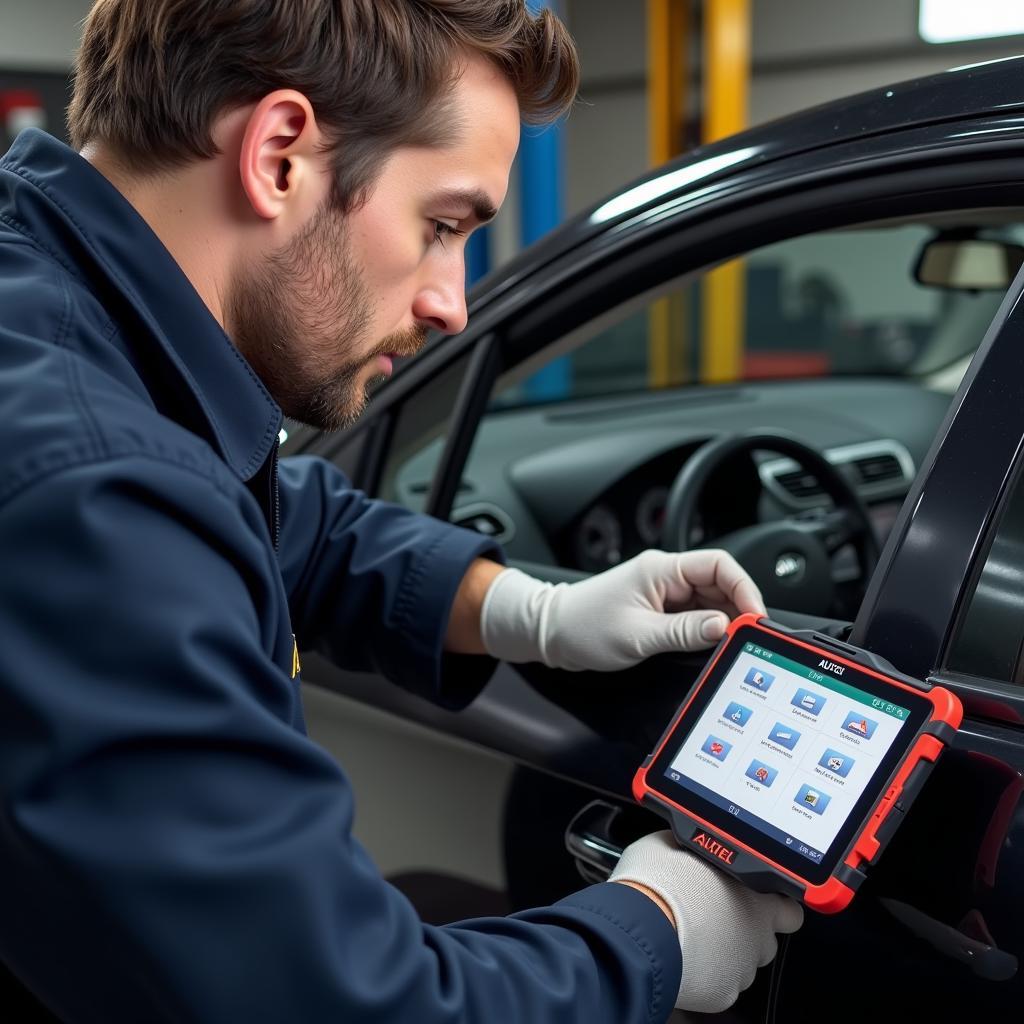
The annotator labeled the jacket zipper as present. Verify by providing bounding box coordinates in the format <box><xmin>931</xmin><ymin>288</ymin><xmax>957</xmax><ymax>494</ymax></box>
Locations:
<box><xmin>271</xmin><ymin>437</ymin><xmax>281</xmax><ymax>550</ymax></box>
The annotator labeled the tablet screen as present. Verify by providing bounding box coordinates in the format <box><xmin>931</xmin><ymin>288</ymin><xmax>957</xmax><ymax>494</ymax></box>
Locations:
<box><xmin>647</xmin><ymin>625</ymin><xmax>931</xmax><ymax>884</ymax></box>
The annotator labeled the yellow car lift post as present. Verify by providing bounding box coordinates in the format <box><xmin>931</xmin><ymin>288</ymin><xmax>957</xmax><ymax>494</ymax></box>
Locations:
<box><xmin>702</xmin><ymin>0</ymin><xmax>750</xmax><ymax>383</ymax></box>
<box><xmin>646</xmin><ymin>0</ymin><xmax>751</xmax><ymax>387</ymax></box>
<box><xmin>647</xmin><ymin>0</ymin><xmax>691</xmax><ymax>389</ymax></box>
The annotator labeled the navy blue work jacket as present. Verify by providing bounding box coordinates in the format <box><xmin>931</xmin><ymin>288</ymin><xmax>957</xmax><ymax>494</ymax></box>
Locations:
<box><xmin>2</xmin><ymin>134</ymin><xmax>688</xmax><ymax>1024</ymax></box>
<box><xmin>0</xmin><ymin>130</ymin><xmax>680</xmax><ymax>1024</ymax></box>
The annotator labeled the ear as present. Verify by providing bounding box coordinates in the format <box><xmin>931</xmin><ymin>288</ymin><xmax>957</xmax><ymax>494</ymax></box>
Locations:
<box><xmin>238</xmin><ymin>90</ymin><xmax>326</xmax><ymax>221</ymax></box>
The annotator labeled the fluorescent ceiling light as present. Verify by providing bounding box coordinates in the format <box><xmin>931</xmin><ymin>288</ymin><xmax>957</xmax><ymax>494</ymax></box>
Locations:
<box><xmin>920</xmin><ymin>0</ymin><xmax>1024</xmax><ymax>43</ymax></box>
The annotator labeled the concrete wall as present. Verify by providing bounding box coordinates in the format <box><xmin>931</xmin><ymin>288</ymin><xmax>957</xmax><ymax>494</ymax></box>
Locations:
<box><xmin>564</xmin><ymin>0</ymin><xmax>1024</xmax><ymax>215</ymax></box>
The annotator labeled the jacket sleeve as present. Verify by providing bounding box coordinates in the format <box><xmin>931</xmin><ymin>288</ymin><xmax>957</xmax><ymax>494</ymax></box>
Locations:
<box><xmin>276</xmin><ymin>454</ymin><xmax>503</xmax><ymax>707</ymax></box>
<box><xmin>0</xmin><ymin>454</ymin><xmax>680</xmax><ymax>1024</ymax></box>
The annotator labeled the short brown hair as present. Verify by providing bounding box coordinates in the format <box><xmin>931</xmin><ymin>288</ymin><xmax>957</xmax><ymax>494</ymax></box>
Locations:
<box><xmin>68</xmin><ymin>0</ymin><xmax>579</xmax><ymax>210</ymax></box>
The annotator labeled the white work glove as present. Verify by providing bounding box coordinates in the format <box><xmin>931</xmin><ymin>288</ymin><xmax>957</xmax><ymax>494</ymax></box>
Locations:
<box><xmin>480</xmin><ymin>549</ymin><xmax>765</xmax><ymax>671</ymax></box>
<box><xmin>610</xmin><ymin>831</ymin><xmax>803</xmax><ymax>1014</ymax></box>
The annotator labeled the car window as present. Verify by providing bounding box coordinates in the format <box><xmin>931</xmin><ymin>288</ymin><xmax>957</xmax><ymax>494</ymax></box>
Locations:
<box><xmin>363</xmin><ymin>212</ymin><xmax>1024</xmax><ymax>616</ymax></box>
<box><xmin>491</xmin><ymin>221</ymin><xmax>1022</xmax><ymax>408</ymax></box>
<box><xmin>946</xmin><ymin>458</ymin><xmax>1024</xmax><ymax>685</ymax></box>
<box><xmin>444</xmin><ymin>214</ymin><xmax>1024</xmax><ymax>601</ymax></box>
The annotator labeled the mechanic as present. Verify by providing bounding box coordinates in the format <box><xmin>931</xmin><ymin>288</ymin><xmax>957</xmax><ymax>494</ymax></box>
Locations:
<box><xmin>0</xmin><ymin>2</ymin><xmax>801</xmax><ymax>1021</ymax></box>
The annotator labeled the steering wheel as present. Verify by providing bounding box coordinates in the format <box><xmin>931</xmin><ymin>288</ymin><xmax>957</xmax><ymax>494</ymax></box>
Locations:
<box><xmin>660</xmin><ymin>432</ymin><xmax>880</xmax><ymax>614</ymax></box>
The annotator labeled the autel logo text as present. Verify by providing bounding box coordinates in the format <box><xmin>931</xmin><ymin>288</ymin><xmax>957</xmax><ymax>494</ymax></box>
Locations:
<box><xmin>818</xmin><ymin>659</ymin><xmax>845</xmax><ymax>676</ymax></box>
<box><xmin>691</xmin><ymin>831</ymin><xmax>736</xmax><ymax>864</ymax></box>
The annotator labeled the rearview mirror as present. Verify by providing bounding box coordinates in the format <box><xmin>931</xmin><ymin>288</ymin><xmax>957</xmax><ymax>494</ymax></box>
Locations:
<box><xmin>914</xmin><ymin>236</ymin><xmax>1024</xmax><ymax>291</ymax></box>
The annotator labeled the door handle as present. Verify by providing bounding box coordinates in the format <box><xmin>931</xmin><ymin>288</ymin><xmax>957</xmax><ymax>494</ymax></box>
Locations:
<box><xmin>565</xmin><ymin>800</ymin><xmax>627</xmax><ymax>883</ymax></box>
<box><xmin>880</xmin><ymin>897</ymin><xmax>1018</xmax><ymax>981</ymax></box>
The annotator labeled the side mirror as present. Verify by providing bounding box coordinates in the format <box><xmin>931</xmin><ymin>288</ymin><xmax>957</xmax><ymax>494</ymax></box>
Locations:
<box><xmin>914</xmin><ymin>235</ymin><xmax>1024</xmax><ymax>291</ymax></box>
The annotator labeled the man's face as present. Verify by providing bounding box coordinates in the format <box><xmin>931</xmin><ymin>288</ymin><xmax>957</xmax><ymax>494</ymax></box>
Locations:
<box><xmin>229</xmin><ymin>55</ymin><xmax>521</xmax><ymax>432</ymax></box>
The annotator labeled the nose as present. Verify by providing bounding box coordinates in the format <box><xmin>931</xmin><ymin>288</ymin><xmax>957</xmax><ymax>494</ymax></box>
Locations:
<box><xmin>412</xmin><ymin>266</ymin><xmax>469</xmax><ymax>336</ymax></box>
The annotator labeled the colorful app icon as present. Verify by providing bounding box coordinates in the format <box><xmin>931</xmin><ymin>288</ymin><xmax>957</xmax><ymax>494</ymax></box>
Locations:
<box><xmin>701</xmin><ymin>735</ymin><xmax>732</xmax><ymax>762</ymax></box>
<box><xmin>743</xmin><ymin>667</ymin><xmax>775</xmax><ymax>691</ymax></box>
<box><xmin>819</xmin><ymin>748</ymin><xmax>854</xmax><ymax>778</ymax></box>
<box><xmin>723</xmin><ymin>702</ymin><xmax>753</xmax><ymax>727</ymax></box>
<box><xmin>768</xmin><ymin>722</ymin><xmax>801</xmax><ymax>750</ymax></box>
<box><xmin>744</xmin><ymin>759</ymin><xmax>778</xmax><ymax>788</ymax></box>
<box><xmin>791</xmin><ymin>688</ymin><xmax>827</xmax><ymax>716</ymax></box>
<box><xmin>842</xmin><ymin>712</ymin><xmax>878</xmax><ymax>739</ymax></box>
<box><xmin>795</xmin><ymin>783</ymin><xmax>831</xmax><ymax>816</ymax></box>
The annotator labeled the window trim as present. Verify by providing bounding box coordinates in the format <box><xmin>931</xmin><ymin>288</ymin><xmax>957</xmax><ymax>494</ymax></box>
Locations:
<box><xmin>425</xmin><ymin>334</ymin><xmax>503</xmax><ymax>521</ymax></box>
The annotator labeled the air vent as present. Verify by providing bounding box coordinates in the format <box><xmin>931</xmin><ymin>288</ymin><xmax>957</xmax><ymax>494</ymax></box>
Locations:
<box><xmin>450</xmin><ymin>502</ymin><xmax>515</xmax><ymax>543</ymax></box>
<box><xmin>455</xmin><ymin>512</ymin><xmax>505</xmax><ymax>537</ymax></box>
<box><xmin>774</xmin><ymin>469</ymin><xmax>824</xmax><ymax>501</ymax></box>
<box><xmin>759</xmin><ymin>440</ymin><xmax>914</xmax><ymax>509</ymax></box>
<box><xmin>851</xmin><ymin>453</ymin><xmax>902</xmax><ymax>485</ymax></box>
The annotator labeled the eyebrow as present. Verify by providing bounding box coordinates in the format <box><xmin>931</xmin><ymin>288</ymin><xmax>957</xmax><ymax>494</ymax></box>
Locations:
<box><xmin>428</xmin><ymin>188</ymin><xmax>498</xmax><ymax>225</ymax></box>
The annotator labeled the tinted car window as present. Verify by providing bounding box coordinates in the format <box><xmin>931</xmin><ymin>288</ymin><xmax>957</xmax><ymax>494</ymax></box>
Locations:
<box><xmin>947</xmin><ymin>457</ymin><xmax>1024</xmax><ymax>684</ymax></box>
<box><xmin>492</xmin><ymin>222</ymin><xmax>1019</xmax><ymax>408</ymax></box>
<box><xmin>457</xmin><ymin>215</ymin><xmax>1024</xmax><ymax>592</ymax></box>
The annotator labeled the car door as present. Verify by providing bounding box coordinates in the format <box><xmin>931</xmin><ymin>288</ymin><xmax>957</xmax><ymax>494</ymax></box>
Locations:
<box><xmin>770</xmin><ymin>260</ymin><xmax>1024</xmax><ymax>1019</ymax></box>
<box><xmin>290</xmin><ymin>113</ymin><xmax>1024</xmax><ymax>1018</ymax></box>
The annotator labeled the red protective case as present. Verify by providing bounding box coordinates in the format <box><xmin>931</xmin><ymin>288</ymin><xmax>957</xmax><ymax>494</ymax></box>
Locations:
<box><xmin>632</xmin><ymin>613</ymin><xmax>963</xmax><ymax>912</ymax></box>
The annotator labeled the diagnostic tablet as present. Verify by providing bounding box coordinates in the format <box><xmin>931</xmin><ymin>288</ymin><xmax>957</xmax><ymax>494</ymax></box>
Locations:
<box><xmin>632</xmin><ymin>613</ymin><xmax>962</xmax><ymax>912</ymax></box>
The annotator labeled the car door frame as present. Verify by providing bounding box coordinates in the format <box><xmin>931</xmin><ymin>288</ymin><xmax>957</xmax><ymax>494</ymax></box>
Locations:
<box><xmin>297</xmin><ymin>123</ymin><xmax>1024</xmax><ymax>801</ymax></box>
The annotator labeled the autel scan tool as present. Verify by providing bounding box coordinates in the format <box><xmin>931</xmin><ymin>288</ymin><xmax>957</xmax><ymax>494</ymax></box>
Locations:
<box><xmin>633</xmin><ymin>613</ymin><xmax>963</xmax><ymax>912</ymax></box>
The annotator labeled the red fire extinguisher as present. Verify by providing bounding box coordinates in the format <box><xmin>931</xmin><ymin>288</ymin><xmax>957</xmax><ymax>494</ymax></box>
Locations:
<box><xmin>0</xmin><ymin>90</ymin><xmax>47</xmax><ymax>144</ymax></box>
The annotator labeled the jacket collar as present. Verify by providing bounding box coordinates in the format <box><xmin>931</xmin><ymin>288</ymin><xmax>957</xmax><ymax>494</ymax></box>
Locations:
<box><xmin>0</xmin><ymin>129</ymin><xmax>281</xmax><ymax>482</ymax></box>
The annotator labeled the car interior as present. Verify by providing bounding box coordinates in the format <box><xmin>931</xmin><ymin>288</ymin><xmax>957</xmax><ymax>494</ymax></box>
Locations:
<box><xmin>384</xmin><ymin>215</ymin><xmax>1019</xmax><ymax>619</ymax></box>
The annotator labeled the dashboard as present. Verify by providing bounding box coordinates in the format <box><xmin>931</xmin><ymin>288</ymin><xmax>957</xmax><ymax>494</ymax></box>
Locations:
<box><xmin>393</xmin><ymin>376</ymin><xmax>952</xmax><ymax>614</ymax></box>
<box><xmin>561</xmin><ymin>438</ymin><xmax>912</xmax><ymax>573</ymax></box>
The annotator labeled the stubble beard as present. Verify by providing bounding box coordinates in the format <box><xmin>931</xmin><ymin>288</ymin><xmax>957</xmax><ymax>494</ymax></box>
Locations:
<box><xmin>228</xmin><ymin>203</ymin><xmax>427</xmax><ymax>432</ymax></box>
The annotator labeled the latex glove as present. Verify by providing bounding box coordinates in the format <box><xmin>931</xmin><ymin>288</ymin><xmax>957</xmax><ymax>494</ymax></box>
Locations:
<box><xmin>480</xmin><ymin>549</ymin><xmax>765</xmax><ymax>671</ymax></box>
<box><xmin>610</xmin><ymin>831</ymin><xmax>803</xmax><ymax>1014</ymax></box>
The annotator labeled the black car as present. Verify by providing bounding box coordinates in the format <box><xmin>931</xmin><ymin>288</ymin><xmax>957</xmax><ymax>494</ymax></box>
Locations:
<box><xmin>287</xmin><ymin>55</ymin><xmax>1024</xmax><ymax>1020</ymax></box>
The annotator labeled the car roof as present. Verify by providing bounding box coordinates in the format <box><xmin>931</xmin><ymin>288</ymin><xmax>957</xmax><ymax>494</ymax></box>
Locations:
<box><xmin>472</xmin><ymin>53</ymin><xmax>1024</xmax><ymax>312</ymax></box>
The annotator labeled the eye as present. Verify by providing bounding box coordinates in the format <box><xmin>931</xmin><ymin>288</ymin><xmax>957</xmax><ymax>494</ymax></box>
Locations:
<box><xmin>432</xmin><ymin>220</ymin><xmax>466</xmax><ymax>248</ymax></box>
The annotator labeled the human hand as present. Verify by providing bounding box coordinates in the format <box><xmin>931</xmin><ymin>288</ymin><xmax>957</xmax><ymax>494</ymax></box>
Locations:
<box><xmin>610</xmin><ymin>831</ymin><xmax>803</xmax><ymax>1013</ymax></box>
<box><xmin>479</xmin><ymin>549</ymin><xmax>765</xmax><ymax>671</ymax></box>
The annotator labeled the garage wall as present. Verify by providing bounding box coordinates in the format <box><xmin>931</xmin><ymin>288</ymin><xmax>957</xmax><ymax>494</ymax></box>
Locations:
<box><xmin>751</xmin><ymin>0</ymin><xmax>1023</xmax><ymax>130</ymax></box>
<box><xmin>563</xmin><ymin>0</ymin><xmax>1024</xmax><ymax>215</ymax></box>
<box><xmin>0</xmin><ymin>0</ymin><xmax>92</xmax><ymax>70</ymax></box>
